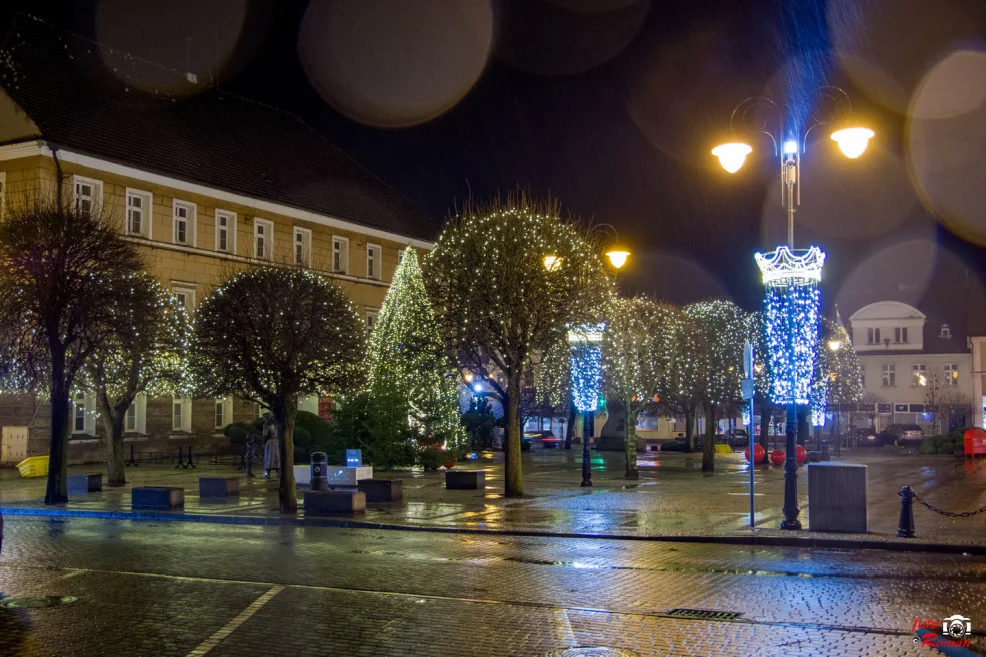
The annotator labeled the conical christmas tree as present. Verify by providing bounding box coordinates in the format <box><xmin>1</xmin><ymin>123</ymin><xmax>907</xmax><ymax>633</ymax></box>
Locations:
<box><xmin>368</xmin><ymin>248</ymin><xmax>465</xmax><ymax>452</ymax></box>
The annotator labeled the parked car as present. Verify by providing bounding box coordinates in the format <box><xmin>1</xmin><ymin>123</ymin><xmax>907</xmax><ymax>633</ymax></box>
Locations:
<box><xmin>523</xmin><ymin>430</ymin><xmax>559</xmax><ymax>449</ymax></box>
<box><xmin>725</xmin><ymin>429</ymin><xmax>750</xmax><ymax>448</ymax></box>
<box><xmin>879</xmin><ymin>423</ymin><xmax>925</xmax><ymax>447</ymax></box>
<box><xmin>848</xmin><ymin>426</ymin><xmax>879</xmax><ymax>447</ymax></box>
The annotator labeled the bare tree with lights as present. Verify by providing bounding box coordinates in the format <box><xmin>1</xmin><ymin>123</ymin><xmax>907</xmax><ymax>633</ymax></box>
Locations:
<box><xmin>685</xmin><ymin>300</ymin><xmax>748</xmax><ymax>472</ymax></box>
<box><xmin>83</xmin><ymin>275</ymin><xmax>190</xmax><ymax>486</ymax></box>
<box><xmin>748</xmin><ymin>312</ymin><xmax>776</xmax><ymax>453</ymax></box>
<box><xmin>656</xmin><ymin>312</ymin><xmax>707</xmax><ymax>452</ymax></box>
<box><xmin>922</xmin><ymin>366</ymin><xmax>970</xmax><ymax>436</ymax></box>
<box><xmin>601</xmin><ymin>297</ymin><xmax>677</xmax><ymax>479</ymax></box>
<box><xmin>191</xmin><ymin>267</ymin><xmax>366</xmax><ymax>512</ymax></box>
<box><xmin>815</xmin><ymin>319</ymin><xmax>862</xmax><ymax>446</ymax></box>
<box><xmin>0</xmin><ymin>195</ymin><xmax>144</xmax><ymax>504</ymax></box>
<box><xmin>426</xmin><ymin>193</ymin><xmax>612</xmax><ymax>497</ymax></box>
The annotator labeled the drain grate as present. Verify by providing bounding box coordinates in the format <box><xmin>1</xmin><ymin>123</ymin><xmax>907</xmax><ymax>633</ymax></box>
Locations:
<box><xmin>1</xmin><ymin>595</ymin><xmax>78</xmax><ymax>609</ymax></box>
<box><xmin>544</xmin><ymin>648</ymin><xmax>639</xmax><ymax>657</ymax></box>
<box><xmin>666</xmin><ymin>608</ymin><xmax>743</xmax><ymax>621</ymax></box>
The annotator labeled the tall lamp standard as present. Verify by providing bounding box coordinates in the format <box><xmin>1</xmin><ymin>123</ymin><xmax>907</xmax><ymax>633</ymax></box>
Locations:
<box><xmin>712</xmin><ymin>88</ymin><xmax>873</xmax><ymax>530</ymax></box>
<box><xmin>544</xmin><ymin>243</ymin><xmax>630</xmax><ymax>488</ymax></box>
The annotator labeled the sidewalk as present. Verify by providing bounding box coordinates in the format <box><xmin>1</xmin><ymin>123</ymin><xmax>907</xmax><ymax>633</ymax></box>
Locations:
<box><xmin>2</xmin><ymin>447</ymin><xmax>985</xmax><ymax>552</ymax></box>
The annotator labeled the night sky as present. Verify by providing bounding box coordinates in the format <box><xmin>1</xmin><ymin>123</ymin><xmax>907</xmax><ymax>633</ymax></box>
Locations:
<box><xmin>5</xmin><ymin>0</ymin><xmax>986</xmax><ymax>319</ymax></box>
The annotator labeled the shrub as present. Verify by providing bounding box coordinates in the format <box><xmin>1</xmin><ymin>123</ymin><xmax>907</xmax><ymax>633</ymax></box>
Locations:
<box><xmin>224</xmin><ymin>421</ymin><xmax>260</xmax><ymax>445</ymax></box>
<box><xmin>938</xmin><ymin>442</ymin><xmax>955</xmax><ymax>455</ymax></box>
<box><xmin>918</xmin><ymin>439</ymin><xmax>937</xmax><ymax>455</ymax></box>
<box><xmin>418</xmin><ymin>446</ymin><xmax>447</xmax><ymax>470</ymax></box>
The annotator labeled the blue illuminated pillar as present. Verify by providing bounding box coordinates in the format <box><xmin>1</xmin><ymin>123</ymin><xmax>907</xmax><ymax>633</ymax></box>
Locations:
<box><xmin>756</xmin><ymin>246</ymin><xmax>825</xmax><ymax>530</ymax></box>
<box><xmin>569</xmin><ymin>324</ymin><xmax>604</xmax><ymax>487</ymax></box>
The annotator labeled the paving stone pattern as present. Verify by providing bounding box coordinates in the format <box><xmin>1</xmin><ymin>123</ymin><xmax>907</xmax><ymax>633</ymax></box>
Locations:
<box><xmin>1</xmin><ymin>517</ymin><xmax>984</xmax><ymax>656</ymax></box>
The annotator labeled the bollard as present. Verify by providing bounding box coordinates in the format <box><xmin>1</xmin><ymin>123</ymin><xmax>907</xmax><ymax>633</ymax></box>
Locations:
<box><xmin>897</xmin><ymin>485</ymin><xmax>915</xmax><ymax>538</ymax></box>
<box><xmin>127</xmin><ymin>444</ymin><xmax>138</xmax><ymax>467</ymax></box>
<box><xmin>187</xmin><ymin>446</ymin><xmax>196</xmax><ymax>469</ymax></box>
<box><xmin>175</xmin><ymin>446</ymin><xmax>186</xmax><ymax>469</ymax></box>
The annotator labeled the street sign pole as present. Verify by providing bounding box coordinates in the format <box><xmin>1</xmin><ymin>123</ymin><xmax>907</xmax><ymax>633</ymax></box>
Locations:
<box><xmin>743</xmin><ymin>341</ymin><xmax>756</xmax><ymax>529</ymax></box>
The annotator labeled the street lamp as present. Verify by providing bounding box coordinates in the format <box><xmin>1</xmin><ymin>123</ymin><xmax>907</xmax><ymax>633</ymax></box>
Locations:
<box><xmin>714</xmin><ymin>87</ymin><xmax>873</xmax><ymax>531</ymax></box>
<box><xmin>828</xmin><ymin>339</ymin><xmax>842</xmax><ymax>352</ymax></box>
<box><xmin>568</xmin><ymin>323</ymin><xmax>605</xmax><ymax>487</ymax></box>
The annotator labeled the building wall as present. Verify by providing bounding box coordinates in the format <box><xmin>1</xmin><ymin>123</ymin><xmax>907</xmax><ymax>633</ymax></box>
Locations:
<box><xmin>0</xmin><ymin>153</ymin><xmax>422</xmax><ymax>461</ymax></box>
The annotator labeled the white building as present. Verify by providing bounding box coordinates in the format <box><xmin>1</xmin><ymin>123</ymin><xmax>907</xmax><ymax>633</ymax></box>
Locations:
<box><xmin>849</xmin><ymin>301</ymin><xmax>973</xmax><ymax>433</ymax></box>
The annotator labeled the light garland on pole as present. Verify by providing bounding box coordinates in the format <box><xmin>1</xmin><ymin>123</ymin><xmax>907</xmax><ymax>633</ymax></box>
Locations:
<box><xmin>568</xmin><ymin>324</ymin><xmax>605</xmax><ymax>412</ymax></box>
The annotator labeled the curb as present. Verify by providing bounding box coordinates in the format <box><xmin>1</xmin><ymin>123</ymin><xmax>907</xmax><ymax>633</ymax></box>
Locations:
<box><xmin>3</xmin><ymin>506</ymin><xmax>986</xmax><ymax>555</ymax></box>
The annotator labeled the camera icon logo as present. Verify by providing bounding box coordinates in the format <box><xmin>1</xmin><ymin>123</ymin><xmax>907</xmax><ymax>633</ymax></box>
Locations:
<box><xmin>943</xmin><ymin>615</ymin><xmax>972</xmax><ymax>639</ymax></box>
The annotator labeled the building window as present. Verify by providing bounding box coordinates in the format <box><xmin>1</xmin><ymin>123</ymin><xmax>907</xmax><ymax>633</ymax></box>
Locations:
<box><xmin>214</xmin><ymin>398</ymin><xmax>232</xmax><ymax>429</ymax></box>
<box><xmin>397</xmin><ymin>249</ymin><xmax>406</xmax><ymax>265</ymax></box>
<box><xmin>940</xmin><ymin>324</ymin><xmax>952</xmax><ymax>339</ymax></box>
<box><xmin>172</xmin><ymin>397</ymin><xmax>192</xmax><ymax>433</ymax></box>
<box><xmin>895</xmin><ymin>327</ymin><xmax>908</xmax><ymax>343</ymax></box>
<box><xmin>366</xmin><ymin>244</ymin><xmax>381</xmax><ymax>280</ymax></box>
<box><xmin>882</xmin><ymin>364</ymin><xmax>895</xmax><ymax>387</ymax></box>
<box><xmin>73</xmin><ymin>176</ymin><xmax>102</xmax><ymax>214</ymax></box>
<box><xmin>867</xmin><ymin>328</ymin><xmax>881</xmax><ymax>345</ymax></box>
<box><xmin>173</xmin><ymin>200</ymin><xmax>195</xmax><ymax>245</ymax></box>
<box><xmin>126</xmin><ymin>402</ymin><xmax>137</xmax><ymax>432</ymax></box>
<box><xmin>332</xmin><ymin>236</ymin><xmax>349</xmax><ymax>273</ymax></box>
<box><xmin>294</xmin><ymin>227</ymin><xmax>312</xmax><ymax>267</ymax></box>
<box><xmin>945</xmin><ymin>363</ymin><xmax>958</xmax><ymax>386</ymax></box>
<box><xmin>215</xmin><ymin>210</ymin><xmax>235</xmax><ymax>253</ymax></box>
<box><xmin>912</xmin><ymin>363</ymin><xmax>926</xmax><ymax>386</ymax></box>
<box><xmin>0</xmin><ymin>171</ymin><xmax>6</xmax><ymax>220</ymax></box>
<box><xmin>860</xmin><ymin>372</ymin><xmax>865</xmax><ymax>388</ymax></box>
<box><xmin>125</xmin><ymin>189</ymin><xmax>152</xmax><ymax>238</ymax></box>
<box><xmin>366</xmin><ymin>310</ymin><xmax>378</xmax><ymax>330</ymax></box>
<box><xmin>173</xmin><ymin>286</ymin><xmax>196</xmax><ymax>312</ymax></box>
<box><xmin>73</xmin><ymin>392</ymin><xmax>87</xmax><ymax>434</ymax></box>
<box><xmin>254</xmin><ymin>218</ymin><xmax>274</xmax><ymax>260</ymax></box>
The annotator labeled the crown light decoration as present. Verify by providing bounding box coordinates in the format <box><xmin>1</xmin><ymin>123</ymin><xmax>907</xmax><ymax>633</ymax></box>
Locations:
<box><xmin>757</xmin><ymin>246</ymin><xmax>825</xmax><ymax>405</ymax></box>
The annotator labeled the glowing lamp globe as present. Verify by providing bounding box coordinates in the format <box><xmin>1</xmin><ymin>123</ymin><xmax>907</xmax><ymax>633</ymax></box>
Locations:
<box><xmin>542</xmin><ymin>254</ymin><xmax>562</xmax><ymax>271</ymax></box>
<box><xmin>605</xmin><ymin>250</ymin><xmax>630</xmax><ymax>269</ymax></box>
<box><xmin>830</xmin><ymin>127</ymin><xmax>874</xmax><ymax>159</ymax></box>
<box><xmin>712</xmin><ymin>142</ymin><xmax>753</xmax><ymax>173</ymax></box>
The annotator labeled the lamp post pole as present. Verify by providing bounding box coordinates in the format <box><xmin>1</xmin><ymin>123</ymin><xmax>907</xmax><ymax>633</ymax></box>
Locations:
<box><xmin>712</xmin><ymin>88</ymin><xmax>873</xmax><ymax>531</ymax></box>
<box><xmin>581</xmin><ymin>410</ymin><xmax>592</xmax><ymax>487</ymax></box>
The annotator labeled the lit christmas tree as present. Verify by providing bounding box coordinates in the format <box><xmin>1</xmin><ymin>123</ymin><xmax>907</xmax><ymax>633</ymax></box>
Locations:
<box><xmin>368</xmin><ymin>248</ymin><xmax>465</xmax><ymax>453</ymax></box>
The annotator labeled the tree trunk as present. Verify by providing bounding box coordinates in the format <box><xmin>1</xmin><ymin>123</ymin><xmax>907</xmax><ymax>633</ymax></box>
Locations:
<box><xmin>45</xmin><ymin>354</ymin><xmax>71</xmax><ymax>505</ymax></box>
<box><xmin>564</xmin><ymin>401</ymin><xmax>575</xmax><ymax>450</ymax></box>
<box><xmin>504</xmin><ymin>368</ymin><xmax>523</xmax><ymax>497</ymax></box>
<box><xmin>624</xmin><ymin>399</ymin><xmax>639</xmax><ymax>479</ymax></box>
<box><xmin>98</xmin><ymin>392</ymin><xmax>129</xmax><ymax>487</ymax></box>
<box><xmin>274</xmin><ymin>393</ymin><xmax>298</xmax><ymax>513</ymax></box>
<box><xmin>758</xmin><ymin>400</ymin><xmax>771</xmax><ymax>454</ymax></box>
<box><xmin>702</xmin><ymin>402</ymin><xmax>717</xmax><ymax>472</ymax></box>
<box><xmin>684</xmin><ymin>406</ymin><xmax>694</xmax><ymax>452</ymax></box>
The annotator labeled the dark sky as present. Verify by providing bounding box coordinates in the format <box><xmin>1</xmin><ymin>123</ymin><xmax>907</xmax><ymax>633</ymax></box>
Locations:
<box><xmin>6</xmin><ymin>0</ymin><xmax>986</xmax><ymax>320</ymax></box>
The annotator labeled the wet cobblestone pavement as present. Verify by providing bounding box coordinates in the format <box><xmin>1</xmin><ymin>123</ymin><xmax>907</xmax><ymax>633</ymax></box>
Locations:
<box><xmin>2</xmin><ymin>448</ymin><xmax>985</xmax><ymax>548</ymax></box>
<box><xmin>0</xmin><ymin>516</ymin><xmax>984</xmax><ymax>656</ymax></box>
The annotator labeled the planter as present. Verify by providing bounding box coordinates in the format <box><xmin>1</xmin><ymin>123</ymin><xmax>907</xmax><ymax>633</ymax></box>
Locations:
<box><xmin>444</xmin><ymin>461</ymin><xmax>457</xmax><ymax>469</ymax></box>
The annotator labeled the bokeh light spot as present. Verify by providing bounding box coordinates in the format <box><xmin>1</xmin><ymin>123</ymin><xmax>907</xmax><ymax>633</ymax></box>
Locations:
<box><xmin>298</xmin><ymin>0</ymin><xmax>493</xmax><ymax>128</ymax></box>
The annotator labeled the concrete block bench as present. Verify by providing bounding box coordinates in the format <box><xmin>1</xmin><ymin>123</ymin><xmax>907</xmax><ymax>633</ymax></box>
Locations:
<box><xmin>808</xmin><ymin>463</ymin><xmax>867</xmax><ymax>533</ymax></box>
<box><xmin>199</xmin><ymin>477</ymin><xmax>240</xmax><ymax>498</ymax></box>
<box><xmin>68</xmin><ymin>473</ymin><xmax>102</xmax><ymax>493</ymax></box>
<box><xmin>132</xmin><ymin>486</ymin><xmax>185</xmax><ymax>510</ymax></box>
<box><xmin>446</xmin><ymin>470</ymin><xmax>485</xmax><ymax>490</ymax></box>
<box><xmin>304</xmin><ymin>490</ymin><xmax>366</xmax><ymax>515</ymax></box>
<box><xmin>358</xmin><ymin>479</ymin><xmax>403</xmax><ymax>503</ymax></box>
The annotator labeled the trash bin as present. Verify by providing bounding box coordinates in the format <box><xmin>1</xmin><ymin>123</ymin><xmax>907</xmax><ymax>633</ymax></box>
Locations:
<box><xmin>310</xmin><ymin>452</ymin><xmax>328</xmax><ymax>491</ymax></box>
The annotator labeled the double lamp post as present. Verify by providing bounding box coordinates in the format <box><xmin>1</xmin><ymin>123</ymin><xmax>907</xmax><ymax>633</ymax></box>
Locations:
<box><xmin>711</xmin><ymin>88</ymin><xmax>874</xmax><ymax>529</ymax></box>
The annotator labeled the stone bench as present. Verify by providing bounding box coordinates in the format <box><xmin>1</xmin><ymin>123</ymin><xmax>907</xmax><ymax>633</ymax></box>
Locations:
<box><xmin>358</xmin><ymin>479</ymin><xmax>403</xmax><ymax>503</ymax></box>
<box><xmin>132</xmin><ymin>486</ymin><xmax>185</xmax><ymax>510</ymax></box>
<box><xmin>808</xmin><ymin>463</ymin><xmax>867</xmax><ymax>533</ymax></box>
<box><xmin>304</xmin><ymin>490</ymin><xmax>366</xmax><ymax>515</ymax></box>
<box><xmin>67</xmin><ymin>473</ymin><xmax>102</xmax><ymax>493</ymax></box>
<box><xmin>446</xmin><ymin>470</ymin><xmax>485</xmax><ymax>490</ymax></box>
<box><xmin>199</xmin><ymin>477</ymin><xmax>240</xmax><ymax>498</ymax></box>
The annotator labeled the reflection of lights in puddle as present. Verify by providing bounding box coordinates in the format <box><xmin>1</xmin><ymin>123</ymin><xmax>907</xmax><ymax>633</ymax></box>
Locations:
<box><xmin>727</xmin><ymin>493</ymin><xmax>765</xmax><ymax>496</ymax></box>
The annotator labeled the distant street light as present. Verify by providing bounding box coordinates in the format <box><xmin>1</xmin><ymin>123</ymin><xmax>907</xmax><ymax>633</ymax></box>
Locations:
<box><xmin>713</xmin><ymin>87</ymin><xmax>872</xmax><ymax>531</ymax></box>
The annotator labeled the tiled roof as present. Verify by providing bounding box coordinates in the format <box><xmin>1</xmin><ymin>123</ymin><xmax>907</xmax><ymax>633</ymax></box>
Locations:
<box><xmin>0</xmin><ymin>15</ymin><xmax>439</xmax><ymax>242</ymax></box>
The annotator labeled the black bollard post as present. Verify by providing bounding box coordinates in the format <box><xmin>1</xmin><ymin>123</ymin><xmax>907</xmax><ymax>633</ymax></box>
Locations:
<box><xmin>127</xmin><ymin>444</ymin><xmax>138</xmax><ymax>467</ymax></box>
<box><xmin>897</xmin><ymin>485</ymin><xmax>915</xmax><ymax>538</ymax></box>
<box><xmin>187</xmin><ymin>446</ymin><xmax>196</xmax><ymax>469</ymax></box>
<box><xmin>175</xmin><ymin>446</ymin><xmax>186</xmax><ymax>469</ymax></box>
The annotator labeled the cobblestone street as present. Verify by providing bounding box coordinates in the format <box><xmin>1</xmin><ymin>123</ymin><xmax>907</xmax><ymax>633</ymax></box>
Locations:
<box><xmin>1</xmin><ymin>515</ymin><xmax>984</xmax><ymax>656</ymax></box>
